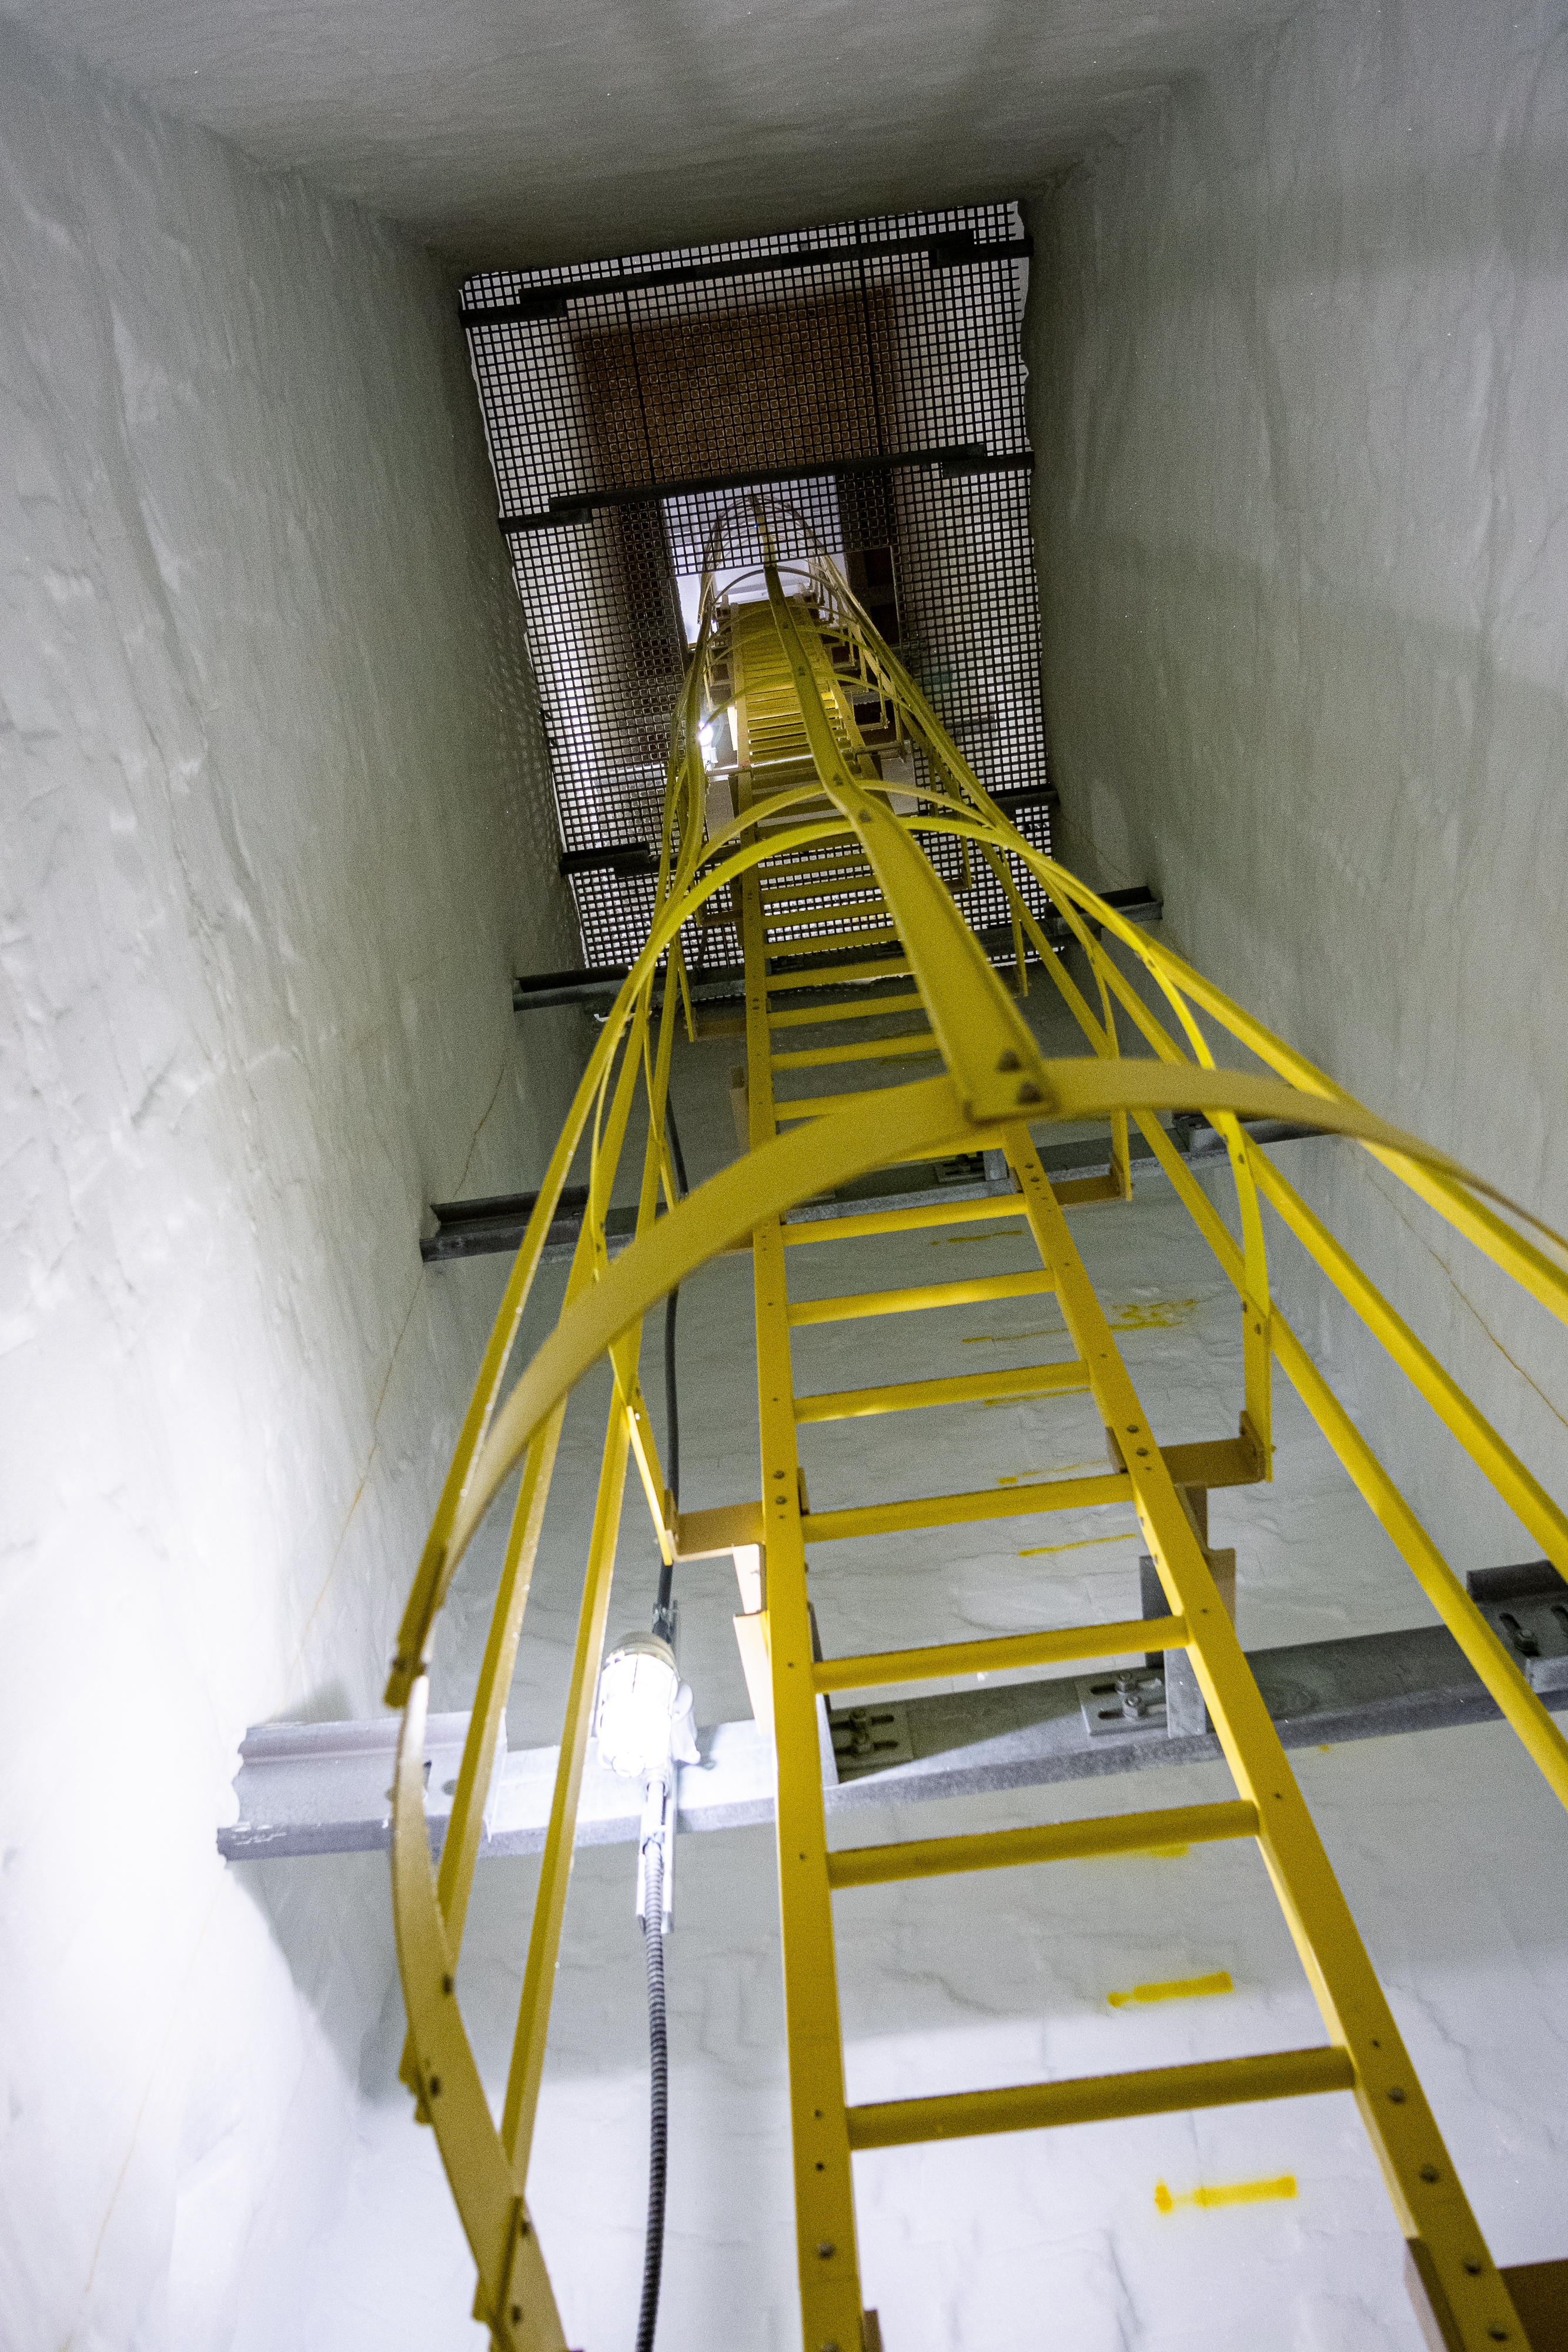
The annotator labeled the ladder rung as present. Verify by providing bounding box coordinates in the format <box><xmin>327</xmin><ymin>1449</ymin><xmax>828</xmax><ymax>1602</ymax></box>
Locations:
<box><xmin>775</xmin><ymin>1088</ymin><xmax>923</xmax><ymax>1122</ymax></box>
<box><xmin>751</xmin><ymin>791</ymin><xmax>833</xmax><ymax>813</ymax></box>
<box><xmin>762</xmin><ymin>894</ymin><xmax>888</xmax><ymax>924</ymax></box>
<box><xmin>844</xmin><ymin>2047</ymin><xmax>1356</xmax><ymax>2151</ymax></box>
<box><xmin>761</xmin><ymin>877</ymin><xmax>883</xmax><ymax>909</ymax></box>
<box><xmin>772</xmin><ymin>1034</ymin><xmax>940</xmax><ymax>1069</ymax></box>
<box><xmin>814</xmin><ymin>1614</ymin><xmax>1188</xmax><ymax>1697</ymax></box>
<box><xmin>764</xmin><ymin>909</ymin><xmax>888</xmax><ymax>936</ymax></box>
<box><xmin>783</xmin><ymin>1193</ymin><xmax>1024</xmax><ymax>1247</ymax></box>
<box><xmin>803</xmin><ymin>1468</ymin><xmax>1128</xmax><ymax>1544</ymax></box>
<box><xmin>768</xmin><ymin>960</ymin><xmax>913</xmax><ymax>994</ymax></box>
<box><xmin>827</xmin><ymin>1800</ymin><xmax>1258</xmax><ymax>1887</ymax></box>
<box><xmin>760</xmin><ymin>857</ymin><xmax>874</xmax><ymax>886</ymax></box>
<box><xmin>770</xmin><ymin>926</ymin><xmax>899</xmax><ymax>958</ymax></box>
<box><xmin>769</xmin><ymin>990</ymin><xmax>924</xmax><ymax>1027</ymax></box>
<box><xmin>795</xmin><ymin>1361</ymin><xmax>1087</xmax><ymax>1421</ymax></box>
<box><xmin>788</xmin><ymin>1269</ymin><xmax>1054</xmax><ymax>1325</ymax></box>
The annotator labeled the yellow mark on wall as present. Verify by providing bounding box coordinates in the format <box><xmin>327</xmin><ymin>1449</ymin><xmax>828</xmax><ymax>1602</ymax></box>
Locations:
<box><xmin>1018</xmin><ymin>1532</ymin><xmax>1136</xmax><ymax>1558</ymax></box>
<box><xmin>1106</xmin><ymin>1298</ymin><xmax>1199</xmax><ymax>1330</ymax></box>
<box><xmin>1107</xmin><ymin>1969</ymin><xmax>1232</xmax><ymax>2009</ymax></box>
<box><xmin>1154</xmin><ymin>2174</ymin><xmax>1296</xmax><ymax>2214</ymax></box>
<box><xmin>930</xmin><ymin>1227</ymin><xmax>1023</xmax><ymax>1245</ymax></box>
<box><xmin>962</xmin><ymin>1325</ymin><xmax>1061</xmax><ymax>1345</ymax></box>
<box><xmin>999</xmin><ymin>1459</ymin><xmax>1108</xmax><ymax>1487</ymax></box>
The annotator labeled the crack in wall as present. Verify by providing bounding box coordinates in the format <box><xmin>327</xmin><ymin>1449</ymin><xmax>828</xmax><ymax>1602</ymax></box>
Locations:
<box><xmin>1365</xmin><ymin>1155</ymin><xmax>1568</xmax><ymax>1446</ymax></box>
<box><xmin>60</xmin><ymin>1886</ymin><xmax>224</xmax><ymax>2350</ymax></box>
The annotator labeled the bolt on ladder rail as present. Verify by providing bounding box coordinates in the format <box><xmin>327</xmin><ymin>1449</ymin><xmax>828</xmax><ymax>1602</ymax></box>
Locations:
<box><xmin>383</xmin><ymin>507</ymin><xmax>1568</xmax><ymax>2352</ymax></box>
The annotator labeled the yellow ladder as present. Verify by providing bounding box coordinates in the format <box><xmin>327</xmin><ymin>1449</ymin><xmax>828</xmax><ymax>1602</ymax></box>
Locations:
<box><xmin>384</xmin><ymin>530</ymin><xmax>1568</xmax><ymax>2352</ymax></box>
<box><xmin>722</xmin><ymin>586</ymin><xmax>1514</xmax><ymax>2352</ymax></box>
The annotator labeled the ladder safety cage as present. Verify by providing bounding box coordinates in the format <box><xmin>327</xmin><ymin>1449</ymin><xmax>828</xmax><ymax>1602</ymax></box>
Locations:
<box><xmin>387</xmin><ymin>502</ymin><xmax>1568</xmax><ymax>2352</ymax></box>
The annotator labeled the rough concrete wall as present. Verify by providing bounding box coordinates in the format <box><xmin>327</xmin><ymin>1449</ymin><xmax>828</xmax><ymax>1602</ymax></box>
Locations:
<box><xmin>0</xmin><ymin>24</ymin><xmax>583</xmax><ymax>2348</ymax></box>
<box><xmin>1025</xmin><ymin>0</ymin><xmax>1568</xmax><ymax>1575</ymax></box>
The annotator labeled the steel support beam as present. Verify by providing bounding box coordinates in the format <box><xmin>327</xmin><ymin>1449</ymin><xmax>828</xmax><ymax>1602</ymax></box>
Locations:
<box><xmin>222</xmin><ymin>1616</ymin><xmax>1568</xmax><ymax>1863</ymax></box>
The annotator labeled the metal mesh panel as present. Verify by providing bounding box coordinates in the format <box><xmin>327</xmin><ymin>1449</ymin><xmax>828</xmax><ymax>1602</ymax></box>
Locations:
<box><xmin>462</xmin><ymin>202</ymin><xmax>1051</xmax><ymax>965</ymax></box>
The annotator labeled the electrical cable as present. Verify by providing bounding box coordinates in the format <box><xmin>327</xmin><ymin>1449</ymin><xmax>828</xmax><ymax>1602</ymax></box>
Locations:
<box><xmin>636</xmin><ymin>1833</ymin><xmax>668</xmax><ymax>2352</ymax></box>
<box><xmin>664</xmin><ymin>1095</ymin><xmax>690</xmax><ymax>1199</ymax></box>
<box><xmin>637</xmin><ymin>1091</ymin><xmax>686</xmax><ymax>2348</ymax></box>
<box><xmin>654</xmin><ymin>1099</ymin><xmax>688</xmax><ymax>1642</ymax></box>
<box><xmin>662</xmin><ymin>1289</ymin><xmax>680</xmax><ymax>1519</ymax></box>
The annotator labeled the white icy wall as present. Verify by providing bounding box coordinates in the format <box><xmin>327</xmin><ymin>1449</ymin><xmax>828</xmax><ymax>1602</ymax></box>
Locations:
<box><xmin>1024</xmin><ymin>0</ymin><xmax>1568</xmax><ymax>1573</ymax></box>
<box><xmin>0</xmin><ymin>22</ymin><xmax>583</xmax><ymax>2349</ymax></box>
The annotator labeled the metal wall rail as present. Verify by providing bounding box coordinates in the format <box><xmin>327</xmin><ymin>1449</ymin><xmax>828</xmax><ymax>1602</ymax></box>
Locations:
<box><xmin>386</xmin><ymin>513</ymin><xmax>1566</xmax><ymax>2352</ymax></box>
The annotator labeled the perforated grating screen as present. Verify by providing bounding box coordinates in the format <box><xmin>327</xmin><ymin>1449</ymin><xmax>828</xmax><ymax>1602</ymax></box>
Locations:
<box><xmin>462</xmin><ymin>202</ymin><xmax>1051</xmax><ymax>969</ymax></box>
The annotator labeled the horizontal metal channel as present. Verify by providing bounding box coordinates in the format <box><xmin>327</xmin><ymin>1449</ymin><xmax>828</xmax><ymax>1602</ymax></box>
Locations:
<box><xmin>802</xmin><ymin>1470</ymin><xmax>1129</xmax><ymax>1545</ymax></box>
<box><xmin>460</xmin><ymin>228</ymin><xmax>1031</xmax><ymax>316</ymax></box>
<box><xmin>788</xmin><ymin>1269</ymin><xmax>1054</xmax><ymax>1324</ymax></box>
<box><xmin>500</xmin><ymin>445</ymin><xmax>1024</xmax><ymax>529</ymax></box>
<box><xmin>826</xmin><ymin>1799</ymin><xmax>1259</xmax><ymax>1888</ymax></box>
<box><xmin>844</xmin><ymin>2047</ymin><xmax>1356</xmax><ymax>2151</ymax></box>
<box><xmin>814</xmin><ymin>1617</ymin><xmax>1188</xmax><ymax>1697</ymax></box>
<box><xmin>223</xmin><ymin>1621</ymin><xmax>1568</xmax><ymax>1859</ymax></box>
<box><xmin>796</xmin><ymin>1361</ymin><xmax>1087</xmax><ymax>1421</ymax></box>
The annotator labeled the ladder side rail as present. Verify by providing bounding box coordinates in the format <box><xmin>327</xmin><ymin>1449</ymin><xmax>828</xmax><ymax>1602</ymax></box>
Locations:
<box><xmin>591</xmin><ymin>998</ymin><xmax>676</xmax><ymax>1555</ymax></box>
<box><xmin>498</xmin><ymin>1404</ymin><xmax>635</xmax><ymax>2174</ymax></box>
<box><xmin>1124</xmin><ymin>1093</ymin><xmax>1568</xmax><ymax>1809</ymax></box>
<box><xmin>394</xmin><ymin>1399</ymin><xmax>571</xmax><ymax>2113</ymax></box>
<box><xmin>738</xmin><ymin>747</ymin><xmax>872</xmax><ymax>2352</ymax></box>
<box><xmin>390</xmin><ymin>1672</ymin><xmax>570</xmax><ymax>2352</ymax></box>
<box><xmin>1253</xmin><ymin>1149</ymin><xmax>1568</xmax><ymax>1582</ymax></box>
<box><xmin>390</xmin><ymin>761</ymin><xmax>831</xmax><ymax>1700</ymax></box>
<box><xmin>1004</xmin><ymin>1123</ymin><xmax>1526</xmax><ymax>2352</ymax></box>
<box><xmin>1023</xmin><ymin>853</ymin><xmax>1568</xmax><ymax>1328</ymax></box>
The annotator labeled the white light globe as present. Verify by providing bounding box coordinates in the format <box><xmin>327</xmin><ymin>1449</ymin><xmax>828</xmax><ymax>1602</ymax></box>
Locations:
<box><xmin>594</xmin><ymin>1634</ymin><xmax>681</xmax><ymax>1780</ymax></box>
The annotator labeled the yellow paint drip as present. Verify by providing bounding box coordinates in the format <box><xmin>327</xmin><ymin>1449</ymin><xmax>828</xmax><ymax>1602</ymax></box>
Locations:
<box><xmin>962</xmin><ymin>1325</ymin><xmax>1061</xmax><ymax>1345</ymax></box>
<box><xmin>931</xmin><ymin>1227</ymin><xmax>1022</xmax><ymax>1245</ymax></box>
<box><xmin>999</xmin><ymin>1459</ymin><xmax>1111</xmax><ymax>1487</ymax></box>
<box><xmin>1106</xmin><ymin>1969</ymin><xmax>1232</xmax><ymax>2009</ymax></box>
<box><xmin>1017</xmin><ymin>1532</ymin><xmax>1137</xmax><ymax>1558</ymax></box>
<box><xmin>1154</xmin><ymin>2174</ymin><xmax>1296</xmax><ymax>2214</ymax></box>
